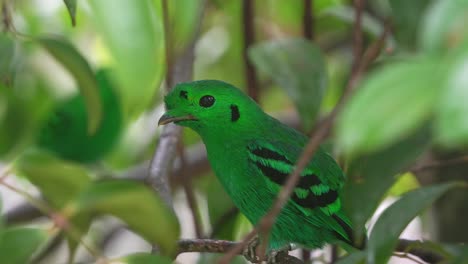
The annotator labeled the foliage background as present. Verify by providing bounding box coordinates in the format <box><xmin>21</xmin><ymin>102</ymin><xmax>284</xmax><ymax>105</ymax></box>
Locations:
<box><xmin>0</xmin><ymin>0</ymin><xmax>468</xmax><ymax>263</ymax></box>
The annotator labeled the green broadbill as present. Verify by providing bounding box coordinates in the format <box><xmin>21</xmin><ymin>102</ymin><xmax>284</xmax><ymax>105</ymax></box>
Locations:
<box><xmin>159</xmin><ymin>80</ymin><xmax>353</xmax><ymax>251</ymax></box>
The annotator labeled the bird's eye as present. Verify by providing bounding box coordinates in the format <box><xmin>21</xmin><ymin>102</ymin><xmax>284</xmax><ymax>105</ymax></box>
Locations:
<box><xmin>199</xmin><ymin>95</ymin><xmax>215</xmax><ymax>108</ymax></box>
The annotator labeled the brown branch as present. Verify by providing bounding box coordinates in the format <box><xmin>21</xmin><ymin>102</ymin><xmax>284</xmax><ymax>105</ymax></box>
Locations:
<box><xmin>242</xmin><ymin>0</ymin><xmax>259</xmax><ymax>101</ymax></box>
<box><xmin>179</xmin><ymin>238</ymin><xmax>446</xmax><ymax>264</ymax></box>
<box><xmin>146</xmin><ymin>0</ymin><xmax>206</xmax><ymax>207</ymax></box>
<box><xmin>345</xmin><ymin>19</ymin><xmax>391</xmax><ymax>96</ymax></box>
<box><xmin>4</xmin><ymin>202</ymin><xmax>42</xmax><ymax>224</ymax></box>
<box><xmin>303</xmin><ymin>0</ymin><xmax>314</xmax><ymax>40</ymax></box>
<box><xmin>396</xmin><ymin>239</ymin><xmax>446</xmax><ymax>264</ymax></box>
<box><xmin>410</xmin><ymin>155</ymin><xmax>468</xmax><ymax>173</ymax></box>
<box><xmin>179</xmin><ymin>239</ymin><xmax>304</xmax><ymax>263</ymax></box>
<box><xmin>162</xmin><ymin>0</ymin><xmax>173</xmax><ymax>89</ymax></box>
<box><xmin>178</xmin><ymin>142</ymin><xmax>204</xmax><ymax>238</ymax></box>
<box><xmin>351</xmin><ymin>0</ymin><xmax>365</xmax><ymax>75</ymax></box>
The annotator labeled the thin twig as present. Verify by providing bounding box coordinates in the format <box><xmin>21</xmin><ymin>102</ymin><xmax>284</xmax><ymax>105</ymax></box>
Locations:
<box><xmin>162</xmin><ymin>0</ymin><xmax>173</xmax><ymax>90</ymax></box>
<box><xmin>242</xmin><ymin>0</ymin><xmax>259</xmax><ymax>101</ymax></box>
<box><xmin>303</xmin><ymin>0</ymin><xmax>314</xmax><ymax>40</ymax></box>
<box><xmin>396</xmin><ymin>239</ymin><xmax>446</xmax><ymax>263</ymax></box>
<box><xmin>393</xmin><ymin>252</ymin><xmax>425</xmax><ymax>264</ymax></box>
<box><xmin>330</xmin><ymin>245</ymin><xmax>339</xmax><ymax>263</ymax></box>
<box><xmin>179</xmin><ymin>238</ymin><xmax>446</xmax><ymax>264</ymax></box>
<box><xmin>410</xmin><ymin>156</ymin><xmax>468</xmax><ymax>173</ymax></box>
<box><xmin>146</xmin><ymin>0</ymin><xmax>207</xmax><ymax>208</ymax></box>
<box><xmin>351</xmin><ymin>0</ymin><xmax>365</xmax><ymax>75</ymax></box>
<box><xmin>344</xmin><ymin>18</ymin><xmax>391</xmax><ymax>97</ymax></box>
<box><xmin>178</xmin><ymin>141</ymin><xmax>204</xmax><ymax>238</ymax></box>
<box><xmin>220</xmin><ymin>10</ymin><xmax>390</xmax><ymax>263</ymax></box>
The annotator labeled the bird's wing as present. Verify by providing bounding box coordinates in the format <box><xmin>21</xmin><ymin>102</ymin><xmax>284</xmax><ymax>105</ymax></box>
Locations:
<box><xmin>246</xmin><ymin>139</ymin><xmax>353</xmax><ymax>242</ymax></box>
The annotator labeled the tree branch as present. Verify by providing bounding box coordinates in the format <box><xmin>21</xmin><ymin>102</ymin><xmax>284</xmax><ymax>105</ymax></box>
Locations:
<box><xmin>242</xmin><ymin>0</ymin><xmax>259</xmax><ymax>101</ymax></box>
<box><xmin>178</xmin><ymin>238</ymin><xmax>447</xmax><ymax>264</ymax></box>
<box><xmin>146</xmin><ymin>0</ymin><xmax>206</xmax><ymax>207</ymax></box>
<box><xmin>303</xmin><ymin>0</ymin><xmax>314</xmax><ymax>40</ymax></box>
<box><xmin>351</xmin><ymin>0</ymin><xmax>365</xmax><ymax>75</ymax></box>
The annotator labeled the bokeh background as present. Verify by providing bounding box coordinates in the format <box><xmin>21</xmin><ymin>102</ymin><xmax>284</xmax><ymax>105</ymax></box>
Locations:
<box><xmin>1</xmin><ymin>0</ymin><xmax>468</xmax><ymax>263</ymax></box>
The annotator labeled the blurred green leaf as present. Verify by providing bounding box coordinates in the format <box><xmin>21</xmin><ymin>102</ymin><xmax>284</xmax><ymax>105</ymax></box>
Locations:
<box><xmin>0</xmin><ymin>82</ymin><xmax>51</xmax><ymax>160</ymax></box>
<box><xmin>249</xmin><ymin>38</ymin><xmax>327</xmax><ymax>130</ymax></box>
<box><xmin>77</xmin><ymin>180</ymin><xmax>180</xmax><ymax>255</ymax></box>
<box><xmin>114</xmin><ymin>252</ymin><xmax>173</xmax><ymax>264</ymax></box>
<box><xmin>336</xmin><ymin>58</ymin><xmax>443</xmax><ymax>155</ymax></box>
<box><xmin>38</xmin><ymin>36</ymin><xmax>102</xmax><ymax>134</ymax></box>
<box><xmin>37</xmin><ymin>69</ymin><xmax>122</xmax><ymax>163</ymax></box>
<box><xmin>367</xmin><ymin>182</ymin><xmax>460</xmax><ymax>263</ymax></box>
<box><xmin>63</xmin><ymin>0</ymin><xmax>77</xmax><ymax>26</ymax></box>
<box><xmin>0</xmin><ymin>227</ymin><xmax>48</xmax><ymax>264</ymax></box>
<box><xmin>451</xmin><ymin>247</ymin><xmax>468</xmax><ymax>264</ymax></box>
<box><xmin>14</xmin><ymin>150</ymin><xmax>91</xmax><ymax>209</ymax></box>
<box><xmin>343</xmin><ymin>126</ymin><xmax>430</xmax><ymax>242</ymax></box>
<box><xmin>389</xmin><ymin>0</ymin><xmax>430</xmax><ymax>50</ymax></box>
<box><xmin>0</xmin><ymin>85</ymin><xmax>29</xmax><ymax>158</ymax></box>
<box><xmin>420</xmin><ymin>0</ymin><xmax>468</xmax><ymax>53</ymax></box>
<box><xmin>335</xmin><ymin>251</ymin><xmax>366</xmax><ymax>264</ymax></box>
<box><xmin>88</xmin><ymin>0</ymin><xmax>164</xmax><ymax>116</ymax></box>
<box><xmin>435</xmin><ymin>48</ymin><xmax>468</xmax><ymax>147</ymax></box>
<box><xmin>168</xmin><ymin>0</ymin><xmax>204</xmax><ymax>54</ymax></box>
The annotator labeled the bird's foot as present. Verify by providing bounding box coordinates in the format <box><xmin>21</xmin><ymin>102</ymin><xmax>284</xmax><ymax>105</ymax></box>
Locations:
<box><xmin>243</xmin><ymin>238</ymin><xmax>295</xmax><ymax>264</ymax></box>
<box><xmin>265</xmin><ymin>244</ymin><xmax>293</xmax><ymax>264</ymax></box>
<box><xmin>242</xmin><ymin>235</ymin><xmax>261</xmax><ymax>263</ymax></box>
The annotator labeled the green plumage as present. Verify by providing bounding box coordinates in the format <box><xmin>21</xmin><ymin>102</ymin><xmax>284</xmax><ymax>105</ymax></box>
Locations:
<box><xmin>159</xmin><ymin>80</ymin><xmax>353</xmax><ymax>250</ymax></box>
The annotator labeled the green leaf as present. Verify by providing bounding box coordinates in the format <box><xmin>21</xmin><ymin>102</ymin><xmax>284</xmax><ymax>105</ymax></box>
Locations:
<box><xmin>115</xmin><ymin>253</ymin><xmax>173</xmax><ymax>264</ymax></box>
<box><xmin>88</xmin><ymin>0</ymin><xmax>164</xmax><ymax>116</ymax></box>
<box><xmin>63</xmin><ymin>0</ymin><xmax>77</xmax><ymax>26</ymax></box>
<box><xmin>336</xmin><ymin>58</ymin><xmax>444</xmax><ymax>155</ymax></box>
<box><xmin>249</xmin><ymin>38</ymin><xmax>328</xmax><ymax>130</ymax></box>
<box><xmin>335</xmin><ymin>251</ymin><xmax>366</xmax><ymax>264</ymax></box>
<box><xmin>14</xmin><ymin>150</ymin><xmax>92</xmax><ymax>209</ymax></box>
<box><xmin>0</xmin><ymin>83</ymin><xmax>51</xmax><ymax>160</ymax></box>
<box><xmin>168</xmin><ymin>0</ymin><xmax>205</xmax><ymax>55</ymax></box>
<box><xmin>389</xmin><ymin>0</ymin><xmax>430</xmax><ymax>50</ymax></box>
<box><xmin>0</xmin><ymin>227</ymin><xmax>49</xmax><ymax>264</ymax></box>
<box><xmin>367</xmin><ymin>182</ymin><xmax>461</xmax><ymax>263</ymax></box>
<box><xmin>451</xmin><ymin>247</ymin><xmax>468</xmax><ymax>264</ymax></box>
<box><xmin>435</xmin><ymin>48</ymin><xmax>468</xmax><ymax>147</ymax></box>
<box><xmin>420</xmin><ymin>0</ymin><xmax>468</xmax><ymax>53</ymax></box>
<box><xmin>77</xmin><ymin>180</ymin><xmax>180</xmax><ymax>256</ymax></box>
<box><xmin>38</xmin><ymin>36</ymin><xmax>102</xmax><ymax>134</ymax></box>
<box><xmin>343</xmin><ymin>126</ymin><xmax>430</xmax><ymax>243</ymax></box>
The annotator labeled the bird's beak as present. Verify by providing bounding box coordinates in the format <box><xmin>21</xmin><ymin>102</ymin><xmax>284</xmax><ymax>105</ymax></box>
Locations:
<box><xmin>158</xmin><ymin>113</ymin><xmax>197</xmax><ymax>126</ymax></box>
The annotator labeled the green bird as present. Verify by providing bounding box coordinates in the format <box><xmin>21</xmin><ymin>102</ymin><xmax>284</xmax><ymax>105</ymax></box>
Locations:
<box><xmin>38</xmin><ymin>70</ymin><xmax>122</xmax><ymax>163</ymax></box>
<box><xmin>159</xmin><ymin>80</ymin><xmax>354</xmax><ymax>258</ymax></box>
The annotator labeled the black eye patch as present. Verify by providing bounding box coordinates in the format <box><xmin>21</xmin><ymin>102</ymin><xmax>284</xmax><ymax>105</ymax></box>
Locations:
<box><xmin>179</xmin><ymin>90</ymin><xmax>188</xmax><ymax>99</ymax></box>
<box><xmin>230</xmin><ymin>104</ymin><xmax>240</xmax><ymax>122</ymax></box>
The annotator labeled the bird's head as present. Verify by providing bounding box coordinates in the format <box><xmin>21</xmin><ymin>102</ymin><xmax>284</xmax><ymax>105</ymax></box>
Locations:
<box><xmin>159</xmin><ymin>80</ymin><xmax>263</xmax><ymax>139</ymax></box>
